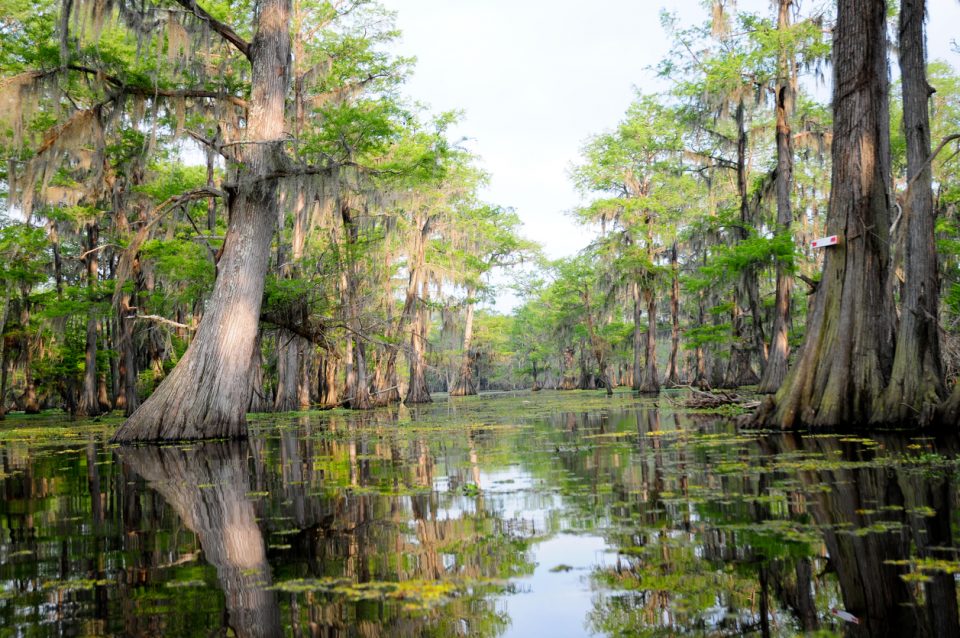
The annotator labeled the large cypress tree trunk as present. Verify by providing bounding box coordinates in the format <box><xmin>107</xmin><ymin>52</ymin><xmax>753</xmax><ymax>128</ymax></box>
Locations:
<box><xmin>403</xmin><ymin>216</ymin><xmax>432</xmax><ymax>404</ymax></box>
<box><xmin>370</xmin><ymin>348</ymin><xmax>402</xmax><ymax>405</ymax></box>
<box><xmin>112</xmin><ymin>0</ymin><xmax>291</xmax><ymax>441</ymax></box>
<box><xmin>876</xmin><ymin>0</ymin><xmax>944</xmax><ymax>423</ymax></box>
<box><xmin>755</xmin><ymin>0</ymin><xmax>893</xmax><ymax>428</ymax></box>
<box><xmin>758</xmin><ymin>0</ymin><xmax>796</xmax><ymax>394</ymax></box>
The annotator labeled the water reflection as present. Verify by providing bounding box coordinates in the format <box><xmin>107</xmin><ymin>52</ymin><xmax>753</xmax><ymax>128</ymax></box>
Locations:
<box><xmin>766</xmin><ymin>434</ymin><xmax>960</xmax><ymax>638</ymax></box>
<box><xmin>119</xmin><ymin>443</ymin><xmax>282</xmax><ymax>638</ymax></box>
<box><xmin>3</xmin><ymin>394</ymin><xmax>960</xmax><ymax>637</ymax></box>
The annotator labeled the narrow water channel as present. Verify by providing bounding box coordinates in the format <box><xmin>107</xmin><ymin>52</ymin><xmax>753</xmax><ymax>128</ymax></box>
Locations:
<box><xmin>1</xmin><ymin>391</ymin><xmax>958</xmax><ymax>637</ymax></box>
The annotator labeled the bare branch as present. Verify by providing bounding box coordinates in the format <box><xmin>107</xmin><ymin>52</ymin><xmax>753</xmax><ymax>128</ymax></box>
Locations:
<box><xmin>797</xmin><ymin>273</ymin><xmax>819</xmax><ymax>295</ymax></box>
<box><xmin>171</xmin><ymin>0</ymin><xmax>251</xmax><ymax>60</ymax></box>
<box><xmin>78</xmin><ymin>243</ymin><xmax>119</xmax><ymax>260</ymax></box>
<box><xmin>127</xmin><ymin>313</ymin><xmax>195</xmax><ymax>331</ymax></box>
<box><xmin>906</xmin><ymin>133</ymin><xmax>960</xmax><ymax>195</ymax></box>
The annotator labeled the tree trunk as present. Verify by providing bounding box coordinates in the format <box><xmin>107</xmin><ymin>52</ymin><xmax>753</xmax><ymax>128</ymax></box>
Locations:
<box><xmin>371</xmin><ymin>349</ymin><xmax>402</xmax><ymax>406</ymax></box>
<box><xmin>339</xmin><ymin>200</ymin><xmax>373</xmax><ymax>410</ymax></box>
<box><xmin>728</xmin><ymin>99</ymin><xmax>767</xmax><ymax>381</ymax></box>
<box><xmin>297</xmin><ymin>338</ymin><xmax>311</xmax><ymax>409</ymax></box>
<box><xmin>405</xmin><ymin>279</ymin><xmax>432</xmax><ymax>404</ymax></box>
<box><xmin>577</xmin><ymin>339</ymin><xmax>591</xmax><ymax>389</ymax></box>
<box><xmin>876</xmin><ymin>0</ymin><xmax>944</xmax><ymax>423</ymax></box>
<box><xmin>97</xmin><ymin>369</ymin><xmax>112</xmax><ymax>413</ymax></box>
<box><xmin>724</xmin><ymin>291</ymin><xmax>760</xmax><ymax>387</ymax></box>
<box><xmin>318</xmin><ymin>354</ymin><xmax>339</xmax><ymax>408</ymax></box>
<box><xmin>758</xmin><ymin>0</ymin><xmax>796</xmax><ymax>394</ymax></box>
<box><xmin>584</xmin><ymin>302</ymin><xmax>612</xmax><ymax>396</ymax></box>
<box><xmin>118</xmin><ymin>290</ymin><xmax>140</xmax><ymax>416</ymax></box>
<box><xmin>0</xmin><ymin>332</ymin><xmax>8</xmax><ymax>420</ymax></box>
<box><xmin>450</xmin><ymin>291</ymin><xmax>477</xmax><ymax>396</ymax></box>
<box><xmin>0</xmin><ymin>287</ymin><xmax>7</xmax><ymax>418</ymax></box>
<box><xmin>247</xmin><ymin>331</ymin><xmax>272</xmax><ymax>413</ymax></box>
<box><xmin>78</xmin><ymin>222</ymin><xmax>104</xmax><ymax>417</ymax></box>
<box><xmin>755</xmin><ymin>0</ymin><xmax>893</xmax><ymax>428</ymax></box>
<box><xmin>206</xmin><ymin>145</ymin><xmax>218</xmax><ymax>232</ymax></box>
<box><xmin>724</xmin><ymin>105</ymin><xmax>763</xmax><ymax>389</ymax></box>
<box><xmin>112</xmin><ymin>0</ymin><xmax>292</xmax><ymax>441</ymax></box>
<box><xmin>665</xmin><ymin>244</ymin><xmax>681</xmax><ymax>387</ymax></box>
<box><xmin>560</xmin><ymin>347</ymin><xmax>576</xmax><ymax>390</ymax></box>
<box><xmin>631</xmin><ymin>281</ymin><xmax>644</xmax><ymax>391</ymax></box>
<box><xmin>19</xmin><ymin>293</ymin><xmax>39</xmax><ymax>413</ymax></box>
<box><xmin>274</xmin><ymin>329</ymin><xmax>301</xmax><ymax>412</ymax></box>
<box><xmin>638</xmin><ymin>286</ymin><xmax>660</xmax><ymax>393</ymax></box>
<box><xmin>693</xmin><ymin>289</ymin><xmax>710</xmax><ymax>389</ymax></box>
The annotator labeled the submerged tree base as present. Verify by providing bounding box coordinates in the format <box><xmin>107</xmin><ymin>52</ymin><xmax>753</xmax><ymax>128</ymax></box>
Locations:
<box><xmin>111</xmin><ymin>356</ymin><xmax>250</xmax><ymax>442</ymax></box>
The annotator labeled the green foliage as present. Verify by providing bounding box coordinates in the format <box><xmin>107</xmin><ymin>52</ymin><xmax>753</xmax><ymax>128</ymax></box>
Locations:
<box><xmin>141</xmin><ymin>238</ymin><xmax>215</xmax><ymax>307</ymax></box>
<box><xmin>683</xmin><ymin>323</ymin><xmax>732</xmax><ymax>350</ymax></box>
<box><xmin>698</xmin><ymin>232</ymin><xmax>796</xmax><ymax>284</ymax></box>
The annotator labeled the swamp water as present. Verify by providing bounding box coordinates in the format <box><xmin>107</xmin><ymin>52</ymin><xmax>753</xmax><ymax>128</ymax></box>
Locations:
<box><xmin>1</xmin><ymin>390</ymin><xmax>959</xmax><ymax>637</ymax></box>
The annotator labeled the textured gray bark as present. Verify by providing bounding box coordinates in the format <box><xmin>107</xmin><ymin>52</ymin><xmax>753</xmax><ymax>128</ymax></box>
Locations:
<box><xmin>876</xmin><ymin>0</ymin><xmax>945</xmax><ymax>424</ymax></box>
<box><xmin>755</xmin><ymin>0</ymin><xmax>894</xmax><ymax>427</ymax></box>
<box><xmin>112</xmin><ymin>0</ymin><xmax>291</xmax><ymax>440</ymax></box>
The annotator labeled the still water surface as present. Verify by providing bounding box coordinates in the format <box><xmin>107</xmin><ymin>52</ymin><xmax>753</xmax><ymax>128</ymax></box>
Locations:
<box><xmin>1</xmin><ymin>391</ymin><xmax>959</xmax><ymax>637</ymax></box>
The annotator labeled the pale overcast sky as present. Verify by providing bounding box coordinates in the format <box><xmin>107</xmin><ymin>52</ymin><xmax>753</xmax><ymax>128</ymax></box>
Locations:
<box><xmin>383</xmin><ymin>0</ymin><xmax>960</xmax><ymax>306</ymax></box>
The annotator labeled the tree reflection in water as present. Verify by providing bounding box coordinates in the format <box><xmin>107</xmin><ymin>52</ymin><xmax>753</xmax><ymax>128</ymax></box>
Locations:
<box><xmin>6</xmin><ymin>396</ymin><xmax>960</xmax><ymax>637</ymax></box>
<box><xmin>120</xmin><ymin>442</ymin><xmax>283</xmax><ymax>638</ymax></box>
<box><xmin>585</xmin><ymin>415</ymin><xmax>960</xmax><ymax>638</ymax></box>
<box><xmin>769</xmin><ymin>434</ymin><xmax>960</xmax><ymax>638</ymax></box>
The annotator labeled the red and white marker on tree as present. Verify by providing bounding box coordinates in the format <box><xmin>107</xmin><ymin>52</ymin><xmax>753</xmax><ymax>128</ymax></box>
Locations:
<box><xmin>811</xmin><ymin>235</ymin><xmax>839</xmax><ymax>249</ymax></box>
